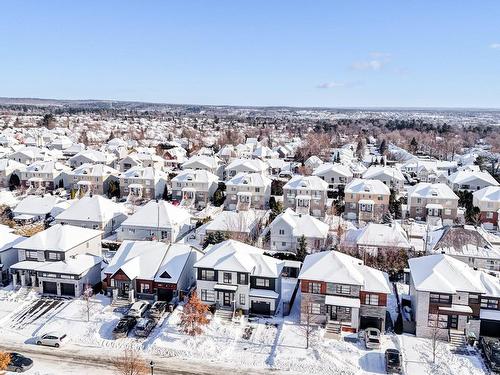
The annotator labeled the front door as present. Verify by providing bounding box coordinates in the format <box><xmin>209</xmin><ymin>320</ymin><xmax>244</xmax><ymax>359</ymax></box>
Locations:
<box><xmin>223</xmin><ymin>292</ymin><xmax>232</xmax><ymax>307</ymax></box>
<box><xmin>449</xmin><ymin>315</ymin><xmax>458</xmax><ymax>329</ymax></box>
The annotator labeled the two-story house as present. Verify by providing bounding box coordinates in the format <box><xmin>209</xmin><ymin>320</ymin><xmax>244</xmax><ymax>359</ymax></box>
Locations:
<box><xmin>0</xmin><ymin>228</ymin><xmax>24</xmax><ymax>286</ymax></box>
<box><xmin>298</xmin><ymin>251</ymin><xmax>391</xmax><ymax>335</ymax></box>
<box><xmin>10</xmin><ymin>224</ymin><xmax>103</xmax><ymax>297</ymax></box>
<box><xmin>225</xmin><ymin>172</ymin><xmax>272</xmax><ymax>211</ymax></box>
<box><xmin>269</xmin><ymin>208</ymin><xmax>329</xmax><ymax>254</ymax></box>
<box><xmin>283</xmin><ymin>175</ymin><xmax>329</xmax><ymax>218</ymax></box>
<box><xmin>408</xmin><ymin>254</ymin><xmax>499</xmax><ymax>341</ymax></box>
<box><xmin>473</xmin><ymin>186</ymin><xmax>500</xmax><ymax>230</ymax></box>
<box><xmin>171</xmin><ymin>169</ymin><xmax>219</xmax><ymax>209</ymax></box>
<box><xmin>119</xmin><ymin>166</ymin><xmax>169</xmax><ymax>201</ymax></box>
<box><xmin>69</xmin><ymin>149</ymin><xmax>116</xmax><ymax>168</ymax></box>
<box><xmin>20</xmin><ymin>161</ymin><xmax>70</xmax><ymax>193</ymax></box>
<box><xmin>67</xmin><ymin>163</ymin><xmax>119</xmax><ymax>196</ymax></box>
<box><xmin>181</xmin><ymin>155</ymin><xmax>222</xmax><ymax>178</ymax></box>
<box><xmin>447</xmin><ymin>169</ymin><xmax>499</xmax><ymax>192</ymax></box>
<box><xmin>344</xmin><ymin>179</ymin><xmax>390</xmax><ymax>223</ymax></box>
<box><xmin>407</xmin><ymin>183</ymin><xmax>459</xmax><ymax>225</ymax></box>
<box><xmin>362</xmin><ymin>166</ymin><xmax>406</xmax><ymax>192</ymax></box>
<box><xmin>195</xmin><ymin>240</ymin><xmax>284</xmax><ymax>317</ymax></box>
<box><xmin>313</xmin><ymin>163</ymin><xmax>353</xmax><ymax>193</ymax></box>
<box><xmin>224</xmin><ymin>158</ymin><xmax>268</xmax><ymax>179</ymax></box>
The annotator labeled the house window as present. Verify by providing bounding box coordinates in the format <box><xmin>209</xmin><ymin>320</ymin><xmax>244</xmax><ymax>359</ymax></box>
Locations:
<box><xmin>223</xmin><ymin>272</ymin><xmax>232</xmax><ymax>284</ymax></box>
<box><xmin>26</xmin><ymin>250</ymin><xmax>38</xmax><ymax>259</ymax></box>
<box><xmin>308</xmin><ymin>282</ymin><xmax>321</xmax><ymax>294</ymax></box>
<box><xmin>481</xmin><ymin>298</ymin><xmax>498</xmax><ymax>309</ymax></box>
<box><xmin>47</xmin><ymin>252</ymin><xmax>62</xmax><ymax>261</ymax></box>
<box><xmin>335</xmin><ymin>285</ymin><xmax>351</xmax><ymax>295</ymax></box>
<box><xmin>255</xmin><ymin>278</ymin><xmax>270</xmax><ymax>287</ymax></box>
<box><xmin>429</xmin><ymin>293</ymin><xmax>452</xmax><ymax>304</ymax></box>
<box><xmin>428</xmin><ymin>313</ymin><xmax>448</xmax><ymax>328</ymax></box>
<box><xmin>330</xmin><ymin>306</ymin><xmax>351</xmax><ymax>322</ymax></box>
<box><xmin>239</xmin><ymin>294</ymin><xmax>246</xmax><ymax>305</ymax></box>
<box><xmin>279</xmin><ymin>229</ymin><xmax>285</xmax><ymax>235</ymax></box>
<box><xmin>364</xmin><ymin>294</ymin><xmax>379</xmax><ymax>306</ymax></box>
<box><xmin>255</xmin><ymin>187</ymin><xmax>260</xmax><ymax>193</ymax></box>
<box><xmin>469</xmin><ymin>294</ymin><xmax>480</xmax><ymax>304</ymax></box>
<box><xmin>486</xmin><ymin>212</ymin><xmax>493</xmax><ymax>219</ymax></box>
<box><xmin>201</xmin><ymin>289</ymin><xmax>215</xmax><ymax>302</ymax></box>
<box><xmin>201</xmin><ymin>269</ymin><xmax>215</xmax><ymax>281</ymax></box>
<box><xmin>238</xmin><ymin>273</ymin><xmax>247</xmax><ymax>285</ymax></box>
<box><xmin>308</xmin><ymin>303</ymin><xmax>321</xmax><ymax>315</ymax></box>
<box><xmin>140</xmin><ymin>283</ymin><xmax>150</xmax><ymax>293</ymax></box>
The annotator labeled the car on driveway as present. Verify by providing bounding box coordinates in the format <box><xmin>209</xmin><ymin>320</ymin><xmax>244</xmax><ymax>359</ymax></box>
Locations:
<box><xmin>112</xmin><ymin>316</ymin><xmax>137</xmax><ymax>339</ymax></box>
<box><xmin>385</xmin><ymin>348</ymin><xmax>402</xmax><ymax>373</ymax></box>
<box><xmin>134</xmin><ymin>317</ymin><xmax>157</xmax><ymax>337</ymax></box>
<box><xmin>148</xmin><ymin>301</ymin><xmax>168</xmax><ymax>320</ymax></box>
<box><xmin>36</xmin><ymin>332</ymin><xmax>68</xmax><ymax>347</ymax></box>
<box><xmin>127</xmin><ymin>301</ymin><xmax>150</xmax><ymax>318</ymax></box>
<box><xmin>6</xmin><ymin>352</ymin><xmax>33</xmax><ymax>373</ymax></box>
<box><xmin>480</xmin><ymin>337</ymin><xmax>500</xmax><ymax>373</ymax></box>
<box><xmin>364</xmin><ymin>327</ymin><xmax>381</xmax><ymax>349</ymax></box>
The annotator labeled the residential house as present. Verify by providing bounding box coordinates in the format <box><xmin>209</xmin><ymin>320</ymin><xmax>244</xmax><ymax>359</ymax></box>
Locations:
<box><xmin>298</xmin><ymin>251</ymin><xmax>391</xmax><ymax>333</ymax></box>
<box><xmin>0</xmin><ymin>159</ymin><xmax>25</xmax><ymax>188</ymax></box>
<box><xmin>362</xmin><ymin>166</ymin><xmax>406</xmax><ymax>192</ymax></box>
<box><xmin>447</xmin><ymin>169</ymin><xmax>499</xmax><ymax>192</ymax></box>
<box><xmin>69</xmin><ymin>149</ymin><xmax>116</xmax><ymax>168</ymax></box>
<box><xmin>407</xmin><ymin>183</ymin><xmax>459</xmax><ymax>225</ymax></box>
<box><xmin>12</xmin><ymin>194</ymin><xmax>62</xmax><ymax>223</ymax></box>
<box><xmin>200</xmin><ymin>210</ymin><xmax>265</xmax><ymax>244</ymax></box>
<box><xmin>118</xmin><ymin>152</ymin><xmax>165</xmax><ymax>172</ymax></box>
<box><xmin>117</xmin><ymin>200</ymin><xmax>191</xmax><ymax>242</ymax></box>
<box><xmin>195</xmin><ymin>240</ymin><xmax>284</xmax><ymax>316</ymax></box>
<box><xmin>313</xmin><ymin>163</ymin><xmax>353</xmax><ymax>192</ymax></box>
<box><xmin>10</xmin><ymin>224</ymin><xmax>103</xmax><ymax>296</ymax></box>
<box><xmin>283</xmin><ymin>175</ymin><xmax>329</xmax><ymax>218</ymax></box>
<box><xmin>104</xmin><ymin>241</ymin><xmax>200</xmax><ymax>302</ymax></box>
<box><xmin>67</xmin><ymin>163</ymin><xmax>119</xmax><ymax>196</ymax></box>
<box><xmin>9</xmin><ymin>146</ymin><xmax>61</xmax><ymax>165</ymax></box>
<box><xmin>269</xmin><ymin>208</ymin><xmax>329</xmax><ymax>254</ymax></box>
<box><xmin>20</xmin><ymin>161</ymin><xmax>70</xmax><ymax>193</ymax></box>
<box><xmin>181</xmin><ymin>155</ymin><xmax>221</xmax><ymax>178</ymax></box>
<box><xmin>473</xmin><ymin>186</ymin><xmax>500</xmax><ymax>230</ymax></box>
<box><xmin>171</xmin><ymin>169</ymin><xmax>219</xmax><ymax>209</ymax></box>
<box><xmin>344</xmin><ymin>179</ymin><xmax>390</xmax><ymax>223</ymax></box>
<box><xmin>54</xmin><ymin>195</ymin><xmax>128</xmax><ymax>236</ymax></box>
<box><xmin>0</xmin><ymin>228</ymin><xmax>25</xmax><ymax>285</ymax></box>
<box><xmin>225</xmin><ymin>172</ymin><xmax>272</xmax><ymax>211</ymax></box>
<box><xmin>119</xmin><ymin>166</ymin><xmax>169</xmax><ymax>201</ymax></box>
<box><xmin>224</xmin><ymin>158</ymin><xmax>268</xmax><ymax>179</ymax></box>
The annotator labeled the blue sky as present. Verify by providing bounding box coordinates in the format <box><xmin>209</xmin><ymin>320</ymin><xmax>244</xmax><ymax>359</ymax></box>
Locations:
<box><xmin>1</xmin><ymin>1</ymin><xmax>499</xmax><ymax>108</ymax></box>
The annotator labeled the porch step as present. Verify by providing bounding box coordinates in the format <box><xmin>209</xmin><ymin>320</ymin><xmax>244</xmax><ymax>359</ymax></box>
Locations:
<box><xmin>215</xmin><ymin>309</ymin><xmax>234</xmax><ymax>322</ymax></box>
<box><xmin>324</xmin><ymin>322</ymin><xmax>341</xmax><ymax>340</ymax></box>
<box><xmin>449</xmin><ymin>330</ymin><xmax>467</xmax><ymax>349</ymax></box>
<box><xmin>112</xmin><ymin>298</ymin><xmax>131</xmax><ymax>307</ymax></box>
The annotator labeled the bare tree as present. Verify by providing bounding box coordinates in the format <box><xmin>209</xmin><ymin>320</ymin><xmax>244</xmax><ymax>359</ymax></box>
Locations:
<box><xmin>300</xmin><ymin>293</ymin><xmax>316</xmax><ymax>349</ymax></box>
<box><xmin>112</xmin><ymin>350</ymin><xmax>148</xmax><ymax>375</ymax></box>
<box><xmin>81</xmin><ymin>283</ymin><xmax>94</xmax><ymax>322</ymax></box>
<box><xmin>429</xmin><ymin>324</ymin><xmax>445</xmax><ymax>364</ymax></box>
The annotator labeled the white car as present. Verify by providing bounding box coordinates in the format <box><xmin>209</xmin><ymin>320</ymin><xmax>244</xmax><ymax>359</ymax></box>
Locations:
<box><xmin>36</xmin><ymin>332</ymin><xmax>67</xmax><ymax>347</ymax></box>
<box><xmin>364</xmin><ymin>328</ymin><xmax>381</xmax><ymax>349</ymax></box>
<box><xmin>127</xmin><ymin>301</ymin><xmax>150</xmax><ymax>318</ymax></box>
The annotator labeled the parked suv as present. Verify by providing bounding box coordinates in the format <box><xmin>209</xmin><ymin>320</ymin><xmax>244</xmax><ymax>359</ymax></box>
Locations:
<box><xmin>127</xmin><ymin>301</ymin><xmax>150</xmax><ymax>318</ymax></box>
<box><xmin>135</xmin><ymin>317</ymin><xmax>157</xmax><ymax>337</ymax></box>
<box><xmin>148</xmin><ymin>301</ymin><xmax>168</xmax><ymax>320</ymax></box>
<box><xmin>364</xmin><ymin>328</ymin><xmax>381</xmax><ymax>349</ymax></box>
<box><xmin>6</xmin><ymin>353</ymin><xmax>33</xmax><ymax>373</ymax></box>
<box><xmin>36</xmin><ymin>332</ymin><xmax>68</xmax><ymax>347</ymax></box>
<box><xmin>112</xmin><ymin>316</ymin><xmax>137</xmax><ymax>339</ymax></box>
<box><xmin>385</xmin><ymin>349</ymin><xmax>402</xmax><ymax>373</ymax></box>
<box><xmin>480</xmin><ymin>337</ymin><xmax>500</xmax><ymax>373</ymax></box>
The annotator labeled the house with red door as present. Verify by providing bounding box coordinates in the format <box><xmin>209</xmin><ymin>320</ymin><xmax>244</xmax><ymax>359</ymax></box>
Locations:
<box><xmin>298</xmin><ymin>250</ymin><xmax>391</xmax><ymax>336</ymax></box>
<box><xmin>104</xmin><ymin>240</ymin><xmax>201</xmax><ymax>302</ymax></box>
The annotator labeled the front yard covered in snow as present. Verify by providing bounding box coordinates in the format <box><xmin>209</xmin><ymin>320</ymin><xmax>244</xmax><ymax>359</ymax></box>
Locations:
<box><xmin>0</xmin><ymin>286</ymin><xmax>489</xmax><ymax>375</ymax></box>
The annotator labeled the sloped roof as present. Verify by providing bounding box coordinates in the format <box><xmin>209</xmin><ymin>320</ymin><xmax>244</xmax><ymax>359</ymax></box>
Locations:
<box><xmin>407</xmin><ymin>182</ymin><xmax>458</xmax><ymax>200</ymax></box>
<box><xmin>448</xmin><ymin>170</ymin><xmax>499</xmax><ymax>187</ymax></box>
<box><xmin>355</xmin><ymin>222</ymin><xmax>412</xmax><ymax>249</ymax></box>
<box><xmin>313</xmin><ymin>163</ymin><xmax>353</xmax><ymax>178</ymax></box>
<box><xmin>271</xmin><ymin>208</ymin><xmax>329</xmax><ymax>238</ymax></box>
<box><xmin>182</xmin><ymin>155</ymin><xmax>219</xmax><ymax>169</ymax></box>
<box><xmin>13</xmin><ymin>195</ymin><xmax>60</xmax><ymax>216</ymax></box>
<box><xmin>473</xmin><ymin>186</ymin><xmax>500</xmax><ymax>202</ymax></box>
<box><xmin>120</xmin><ymin>200</ymin><xmax>191</xmax><ymax>229</ymax></box>
<box><xmin>120</xmin><ymin>166</ymin><xmax>167</xmax><ymax>180</ymax></box>
<box><xmin>284</xmin><ymin>175</ymin><xmax>328</xmax><ymax>191</ymax></box>
<box><xmin>15</xmin><ymin>224</ymin><xmax>102</xmax><ymax>252</ymax></box>
<box><xmin>55</xmin><ymin>195</ymin><xmax>127</xmax><ymax>223</ymax></box>
<box><xmin>71</xmin><ymin>163</ymin><xmax>119</xmax><ymax>177</ymax></box>
<box><xmin>226</xmin><ymin>158</ymin><xmax>268</xmax><ymax>173</ymax></box>
<box><xmin>172</xmin><ymin>169</ymin><xmax>218</xmax><ymax>184</ymax></box>
<box><xmin>345</xmin><ymin>178</ymin><xmax>390</xmax><ymax>195</ymax></box>
<box><xmin>362</xmin><ymin>166</ymin><xmax>405</xmax><ymax>182</ymax></box>
<box><xmin>194</xmin><ymin>240</ymin><xmax>283</xmax><ymax>278</ymax></box>
<box><xmin>408</xmin><ymin>254</ymin><xmax>487</xmax><ymax>294</ymax></box>
<box><xmin>205</xmin><ymin>210</ymin><xmax>263</xmax><ymax>233</ymax></box>
<box><xmin>154</xmin><ymin>243</ymin><xmax>197</xmax><ymax>283</ymax></box>
<box><xmin>37</xmin><ymin>253</ymin><xmax>101</xmax><ymax>275</ymax></box>
<box><xmin>226</xmin><ymin>172</ymin><xmax>271</xmax><ymax>187</ymax></box>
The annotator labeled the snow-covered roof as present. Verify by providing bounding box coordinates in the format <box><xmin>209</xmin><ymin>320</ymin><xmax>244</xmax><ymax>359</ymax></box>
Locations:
<box><xmin>362</xmin><ymin>165</ymin><xmax>405</xmax><ymax>182</ymax></box>
<box><xmin>36</xmin><ymin>254</ymin><xmax>101</xmax><ymax>275</ymax></box>
<box><xmin>313</xmin><ymin>163</ymin><xmax>353</xmax><ymax>178</ymax></box>
<box><xmin>55</xmin><ymin>195</ymin><xmax>127</xmax><ymax>224</ymax></box>
<box><xmin>205</xmin><ymin>210</ymin><xmax>263</xmax><ymax>233</ymax></box>
<box><xmin>299</xmin><ymin>251</ymin><xmax>391</xmax><ymax>294</ymax></box>
<box><xmin>344</xmin><ymin>178</ymin><xmax>390</xmax><ymax>195</ymax></box>
<box><xmin>270</xmin><ymin>208</ymin><xmax>329</xmax><ymax>238</ymax></box>
<box><xmin>407</xmin><ymin>182</ymin><xmax>458</xmax><ymax>200</ymax></box>
<box><xmin>13</xmin><ymin>195</ymin><xmax>60</xmax><ymax>216</ymax></box>
<box><xmin>408</xmin><ymin>254</ymin><xmax>488</xmax><ymax>294</ymax></box>
<box><xmin>15</xmin><ymin>224</ymin><xmax>102</xmax><ymax>252</ymax></box>
<box><xmin>154</xmin><ymin>243</ymin><xmax>198</xmax><ymax>283</ymax></box>
<box><xmin>120</xmin><ymin>200</ymin><xmax>191</xmax><ymax>229</ymax></box>
<box><xmin>69</xmin><ymin>149</ymin><xmax>114</xmax><ymax>164</ymax></box>
<box><xmin>226</xmin><ymin>158</ymin><xmax>268</xmax><ymax>173</ymax></box>
<box><xmin>0</xmin><ymin>158</ymin><xmax>26</xmax><ymax>172</ymax></box>
<box><xmin>448</xmin><ymin>170</ymin><xmax>499</xmax><ymax>187</ymax></box>
<box><xmin>25</xmin><ymin>160</ymin><xmax>70</xmax><ymax>174</ymax></box>
<box><xmin>473</xmin><ymin>186</ymin><xmax>500</xmax><ymax>202</ymax></box>
<box><xmin>353</xmin><ymin>222</ymin><xmax>412</xmax><ymax>249</ymax></box>
<box><xmin>182</xmin><ymin>155</ymin><xmax>219</xmax><ymax>170</ymax></box>
<box><xmin>172</xmin><ymin>169</ymin><xmax>218</xmax><ymax>184</ymax></box>
<box><xmin>0</xmin><ymin>231</ymin><xmax>25</xmax><ymax>253</ymax></box>
<box><xmin>71</xmin><ymin>163</ymin><xmax>119</xmax><ymax>177</ymax></box>
<box><xmin>284</xmin><ymin>175</ymin><xmax>328</xmax><ymax>191</ymax></box>
<box><xmin>226</xmin><ymin>172</ymin><xmax>271</xmax><ymax>187</ymax></box>
<box><xmin>194</xmin><ymin>240</ymin><xmax>283</xmax><ymax>278</ymax></box>
<box><xmin>120</xmin><ymin>166</ymin><xmax>167</xmax><ymax>180</ymax></box>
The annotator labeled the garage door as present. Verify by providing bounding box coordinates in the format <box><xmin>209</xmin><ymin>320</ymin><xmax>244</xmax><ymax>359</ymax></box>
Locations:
<box><xmin>60</xmin><ymin>283</ymin><xmax>75</xmax><ymax>297</ymax></box>
<box><xmin>360</xmin><ymin>316</ymin><xmax>383</xmax><ymax>331</ymax></box>
<box><xmin>43</xmin><ymin>281</ymin><xmax>57</xmax><ymax>295</ymax></box>
<box><xmin>157</xmin><ymin>288</ymin><xmax>174</xmax><ymax>302</ymax></box>
<box><xmin>480</xmin><ymin>320</ymin><xmax>500</xmax><ymax>338</ymax></box>
<box><xmin>251</xmin><ymin>301</ymin><xmax>271</xmax><ymax>315</ymax></box>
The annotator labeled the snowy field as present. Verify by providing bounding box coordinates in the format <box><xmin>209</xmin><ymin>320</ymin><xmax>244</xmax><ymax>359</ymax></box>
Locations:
<box><xmin>0</xmin><ymin>286</ymin><xmax>489</xmax><ymax>375</ymax></box>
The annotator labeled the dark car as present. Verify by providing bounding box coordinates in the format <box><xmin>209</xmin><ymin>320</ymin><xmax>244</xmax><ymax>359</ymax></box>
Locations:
<box><xmin>112</xmin><ymin>316</ymin><xmax>137</xmax><ymax>339</ymax></box>
<box><xmin>148</xmin><ymin>301</ymin><xmax>168</xmax><ymax>320</ymax></box>
<box><xmin>385</xmin><ymin>349</ymin><xmax>402</xmax><ymax>374</ymax></box>
<box><xmin>6</xmin><ymin>352</ymin><xmax>33</xmax><ymax>373</ymax></box>
<box><xmin>480</xmin><ymin>337</ymin><xmax>500</xmax><ymax>373</ymax></box>
<box><xmin>134</xmin><ymin>317</ymin><xmax>157</xmax><ymax>337</ymax></box>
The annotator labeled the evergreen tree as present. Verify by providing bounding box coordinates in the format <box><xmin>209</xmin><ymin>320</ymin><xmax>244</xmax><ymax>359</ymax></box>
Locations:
<box><xmin>379</xmin><ymin>139</ymin><xmax>387</xmax><ymax>155</ymax></box>
<box><xmin>202</xmin><ymin>231</ymin><xmax>227</xmax><ymax>248</ymax></box>
<box><xmin>410</xmin><ymin>137</ymin><xmax>418</xmax><ymax>153</ymax></box>
<box><xmin>162</xmin><ymin>185</ymin><xmax>169</xmax><ymax>201</ymax></box>
<box><xmin>107</xmin><ymin>180</ymin><xmax>120</xmax><ymax>199</ymax></box>
<box><xmin>296</xmin><ymin>235</ymin><xmax>307</xmax><ymax>261</ymax></box>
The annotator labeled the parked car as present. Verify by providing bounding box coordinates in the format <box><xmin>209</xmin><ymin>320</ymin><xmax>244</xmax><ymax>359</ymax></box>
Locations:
<box><xmin>134</xmin><ymin>317</ymin><xmax>157</xmax><ymax>337</ymax></box>
<box><xmin>364</xmin><ymin>328</ymin><xmax>381</xmax><ymax>349</ymax></box>
<box><xmin>6</xmin><ymin>353</ymin><xmax>33</xmax><ymax>373</ymax></box>
<box><xmin>480</xmin><ymin>337</ymin><xmax>500</xmax><ymax>373</ymax></box>
<box><xmin>385</xmin><ymin>348</ymin><xmax>402</xmax><ymax>373</ymax></box>
<box><xmin>148</xmin><ymin>301</ymin><xmax>168</xmax><ymax>320</ymax></box>
<box><xmin>127</xmin><ymin>301</ymin><xmax>150</xmax><ymax>318</ymax></box>
<box><xmin>112</xmin><ymin>316</ymin><xmax>137</xmax><ymax>339</ymax></box>
<box><xmin>36</xmin><ymin>332</ymin><xmax>67</xmax><ymax>347</ymax></box>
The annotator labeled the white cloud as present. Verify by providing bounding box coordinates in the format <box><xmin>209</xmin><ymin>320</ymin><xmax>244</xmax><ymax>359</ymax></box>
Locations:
<box><xmin>351</xmin><ymin>59</ymin><xmax>387</xmax><ymax>71</ymax></box>
<box><xmin>316</xmin><ymin>82</ymin><xmax>346</xmax><ymax>89</ymax></box>
<box><xmin>490</xmin><ymin>43</ymin><xmax>500</xmax><ymax>49</ymax></box>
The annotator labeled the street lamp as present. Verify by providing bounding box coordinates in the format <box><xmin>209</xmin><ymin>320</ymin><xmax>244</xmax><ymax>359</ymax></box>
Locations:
<box><xmin>149</xmin><ymin>360</ymin><xmax>154</xmax><ymax>375</ymax></box>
